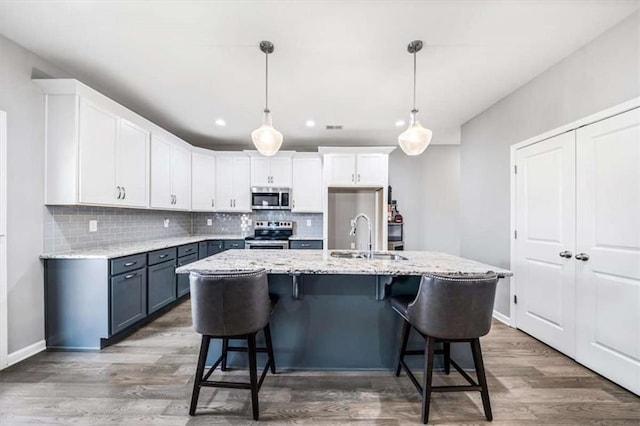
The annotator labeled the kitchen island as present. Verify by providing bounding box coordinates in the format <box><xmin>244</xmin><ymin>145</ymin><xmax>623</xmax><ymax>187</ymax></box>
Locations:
<box><xmin>177</xmin><ymin>250</ymin><xmax>511</xmax><ymax>370</ymax></box>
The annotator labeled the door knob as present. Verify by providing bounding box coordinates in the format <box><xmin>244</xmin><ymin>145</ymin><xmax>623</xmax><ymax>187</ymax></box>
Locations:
<box><xmin>559</xmin><ymin>251</ymin><xmax>573</xmax><ymax>258</ymax></box>
<box><xmin>575</xmin><ymin>253</ymin><xmax>590</xmax><ymax>261</ymax></box>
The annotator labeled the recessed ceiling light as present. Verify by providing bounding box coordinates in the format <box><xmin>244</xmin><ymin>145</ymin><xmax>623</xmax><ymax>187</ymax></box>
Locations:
<box><xmin>395</xmin><ymin>120</ymin><xmax>405</xmax><ymax>127</ymax></box>
<box><xmin>305</xmin><ymin>120</ymin><xmax>316</xmax><ymax>128</ymax></box>
<box><xmin>215</xmin><ymin>119</ymin><xmax>226</xmax><ymax>127</ymax></box>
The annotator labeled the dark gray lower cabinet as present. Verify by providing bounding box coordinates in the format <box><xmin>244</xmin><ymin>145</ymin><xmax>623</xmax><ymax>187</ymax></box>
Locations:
<box><xmin>110</xmin><ymin>268</ymin><xmax>147</xmax><ymax>335</ymax></box>
<box><xmin>290</xmin><ymin>240</ymin><xmax>323</xmax><ymax>250</ymax></box>
<box><xmin>207</xmin><ymin>240</ymin><xmax>224</xmax><ymax>256</ymax></box>
<box><xmin>148</xmin><ymin>260</ymin><xmax>177</xmax><ymax>314</ymax></box>
<box><xmin>198</xmin><ymin>242</ymin><xmax>208</xmax><ymax>259</ymax></box>
<box><xmin>176</xmin><ymin>253</ymin><xmax>198</xmax><ymax>297</ymax></box>
<box><xmin>224</xmin><ymin>240</ymin><xmax>245</xmax><ymax>250</ymax></box>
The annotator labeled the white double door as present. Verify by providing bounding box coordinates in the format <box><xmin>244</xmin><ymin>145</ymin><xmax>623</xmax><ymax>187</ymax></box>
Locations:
<box><xmin>515</xmin><ymin>108</ymin><xmax>640</xmax><ymax>395</ymax></box>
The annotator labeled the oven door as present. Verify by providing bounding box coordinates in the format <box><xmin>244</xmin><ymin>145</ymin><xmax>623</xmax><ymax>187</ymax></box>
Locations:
<box><xmin>245</xmin><ymin>241</ymin><xmax>289</xmax><ymax>250</ymax></box>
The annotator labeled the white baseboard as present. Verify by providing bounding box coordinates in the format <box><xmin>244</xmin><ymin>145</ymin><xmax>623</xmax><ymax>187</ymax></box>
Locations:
<box><xmin>7</xmin><ymin>340</ymin><xmax>46</xmax><ymax>367</ymax></box>
<box><xmin>492</xmin><ymin>310</ymin><xmax>513</xmax><ymax>327</ymax></box>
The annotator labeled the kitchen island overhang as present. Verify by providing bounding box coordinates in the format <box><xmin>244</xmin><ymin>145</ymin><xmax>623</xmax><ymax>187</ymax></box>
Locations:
<box><xmin>177</xmin><ymin>250</ymin><xmax>512</xmax><ymax>370</ymax></box>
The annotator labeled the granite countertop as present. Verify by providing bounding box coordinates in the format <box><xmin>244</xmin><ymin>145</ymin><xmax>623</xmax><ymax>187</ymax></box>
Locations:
<box><xmin>40</xmin><ymin>235</ymin><xmax>248</xmax><ymax>260</ymax></box>
<box><xmin>176</xmin><ymin>249</ymin><xmax>513</xmax><ymax>277</ymax></box>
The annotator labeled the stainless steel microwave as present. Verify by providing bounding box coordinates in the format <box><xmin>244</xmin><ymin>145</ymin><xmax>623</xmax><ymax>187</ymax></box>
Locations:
<box><xmin>251</xmin><ymin>187</ymin><xmax>291</xmax><ymax>210</ymax></box>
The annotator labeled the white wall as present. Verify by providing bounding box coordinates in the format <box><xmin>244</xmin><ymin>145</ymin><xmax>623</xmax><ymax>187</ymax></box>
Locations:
<box><xmin>460</xmin><ymin>11</ymin><xmax>640</xmax><ymax>317</ymax></box>
<box><xmin>388</xmin><ymin>146</ymin><xmax>460</xmax><ymax>254</ymax></box>
<box><xmin>0</xmin><ymin>36</ymin><xmax>69</xmax><ymax>354</ymax></box>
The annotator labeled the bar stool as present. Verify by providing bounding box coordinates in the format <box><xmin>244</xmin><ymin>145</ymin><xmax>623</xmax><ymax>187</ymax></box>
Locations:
<box><xmin>188</xmin><ymin>269</ymin><xmax>276</xmax><ymax>421</ymax></box>
<box><xmin>391</xmin><ymin>272</ymin><xmax>499</xmax><ymax>424</ymax></box>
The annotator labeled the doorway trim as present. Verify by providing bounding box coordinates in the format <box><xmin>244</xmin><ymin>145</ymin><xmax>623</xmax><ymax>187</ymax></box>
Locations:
<box><xmin>508</xmin><ymin>97</ymin><xmax>640</xmax><ymax>328</ymax></box>
<box><xmin>0</xmin><ymin>110</ymin><xmax>7</xmax><ymax>370</ymax></box>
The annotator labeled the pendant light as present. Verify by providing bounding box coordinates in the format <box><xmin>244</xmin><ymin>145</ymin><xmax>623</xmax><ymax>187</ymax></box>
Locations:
<box><xmin>251</xmin><ymin>40</ymin><xmax>283</xmax><ymax>156</ymax></box>
<box><xmin>398</xmin><ymin>40</ymin><xmax>432</xmax><ymax>156</ymax></box>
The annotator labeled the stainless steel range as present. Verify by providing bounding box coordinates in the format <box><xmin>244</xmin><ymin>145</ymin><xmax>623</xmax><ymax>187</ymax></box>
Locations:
<box><xmin>244</xmin><ymin>221</ymin><xmax>293</xmax><ymax>249</ymax></box>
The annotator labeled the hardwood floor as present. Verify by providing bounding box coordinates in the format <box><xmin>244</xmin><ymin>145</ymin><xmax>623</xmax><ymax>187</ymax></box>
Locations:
<box><xmin>1</xmin><ymin>299</ymin><xmax>638</xmax><ymax>425</ymax></box>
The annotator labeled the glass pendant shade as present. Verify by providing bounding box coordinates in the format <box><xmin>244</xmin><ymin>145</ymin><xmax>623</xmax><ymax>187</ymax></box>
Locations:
<box><xmin>251</xmin><ymin>110</ymin><xmax>283</xmax><ymax>156</ymax></box>
<box><xmin>398</xmin><ymin>112</ymin><xmax>432</xmax><ymax>156</ymax></box>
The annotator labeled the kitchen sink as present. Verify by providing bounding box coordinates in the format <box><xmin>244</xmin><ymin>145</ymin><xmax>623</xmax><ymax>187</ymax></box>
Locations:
<box><xmin>330</xmin><ymin>251</ymin><xmax>408</xmax><ymax>261</ymax></box>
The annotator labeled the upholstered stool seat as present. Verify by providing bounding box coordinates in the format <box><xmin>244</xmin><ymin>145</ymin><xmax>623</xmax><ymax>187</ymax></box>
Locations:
<box><xmin>391</xmin><ymin>272</ymin><xmax>499</xmax><ymax>424</ymax></box>
<box><xmin>188</xmin><ymin>269</ymin><xmax>276</xmax><ymax>421</ymax></box>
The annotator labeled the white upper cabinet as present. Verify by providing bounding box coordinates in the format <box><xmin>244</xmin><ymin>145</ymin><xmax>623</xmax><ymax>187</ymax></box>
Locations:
<box><xmin>191</xmin><ymin>150</ymin><xmax>216</xmax><ymax>211</ymax></box>
<box><xmin>216</xmin><ymin>155</ymin><xmax>251</xmax><ymax>212</ymax></box>
<box><xmin>116</xmin><ymin>119</ymin><xmax>150</xmax><ymax>207</ymax></box>
<box><xmin>320</xmin><ymin>148</ymin><xmax>392</xmax><ymax>187</ymax></box>
<box><xmin>249</xmin><ymin>152</ymin><xmax>292</xmax><ymax>187</ymax></box>
<box><xmin>292</xmin><ymin>154</ymin><xmax>323</xmax><ymax>212</ymax></box>
<box><xmin>36</xmin><ymin>80</ymin><xmax>151</xmax><ymax>208</ymax></box>
<box><xmin>150</xmin><ymin>135</ymin><xmax>191</xmax><ymax>210</ymax></box>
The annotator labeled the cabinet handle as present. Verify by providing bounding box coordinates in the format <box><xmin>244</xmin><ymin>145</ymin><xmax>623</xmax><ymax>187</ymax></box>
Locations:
<box><xmin>174</xmin><ymin>195</ymin><xmax>177</xmax><ymax>205</ymax></box>
<box><xmin>159</xmin><ymin>254</ymin><xmax>168</xmax><ymax>259</ymax></box>
<box><xmin>292</xmin><ymin>200</ymin><xmax>295</xmax><ymax>208</ymax></box>
<box><xmin>122</xmin><ymin>187</ymin><xmax>126</xmax><ymax>199</ymax></box>
<box><xmin>357</xmin><ymin>174</ymin><xmax>360</xmax><ymax>182</ymax></box>
<box><xmin>124</xmin><ymin>273</ymin><xmax>136</xmax><ymax>280</ymax></box>
<box><xmin>185</xmin><ymin>248</ymin><xmax>193</xmax><ymax>252</ymax></box>
<box><xmin>301</xmin><ymin>243</ymin><xmax>310</xmax><ymax>248</ymax></box>
<box><xmin>559</xmin><ymin>251</ymin><xmax>572</xmax><ymax>259</ymax></box>
<box><xmin>124</xmin><ymin>261</ymin><xmax>137</xmax><ymax>267</ymax></box>
<box><xmin>211</xmin><ymin>198</ymin><xmax>214</xmax><ymax>207</ymax></box>
<box><xmin>351</xmin><ymin>174</ymin><xmax>355</xmax><ymax>183</ymax></box>
<box><xmin>116</xmin><ymin>186</ymin><xmax>122</xmax><ymax>199</ymax></box>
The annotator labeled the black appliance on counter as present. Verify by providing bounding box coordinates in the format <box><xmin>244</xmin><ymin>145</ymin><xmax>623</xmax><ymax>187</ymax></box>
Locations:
<box><xmin>244</xmin><ymin>221</ymin><xmax>293</xmax><ymax>249</ymax></box>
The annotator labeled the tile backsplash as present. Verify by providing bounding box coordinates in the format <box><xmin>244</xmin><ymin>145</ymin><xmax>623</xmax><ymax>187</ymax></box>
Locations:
<box><xmin>44</xmin><ymin>206</ymin><xmax>193</xmax><ymax>253</ymax></box>
<box><xmin>192</xmin><ymin>211</ymin><xmax>323</xmax><ymax>238</ymax></box>
<box><xmin>44</xmin><ymin>206</ymin><xmax>323</xmax><ymax>253</ymax></box>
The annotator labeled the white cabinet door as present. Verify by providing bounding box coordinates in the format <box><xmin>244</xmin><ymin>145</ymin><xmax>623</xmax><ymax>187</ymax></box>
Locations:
<box><xmin>171</xmin><ymin>144</ymin><xmax>191</xmax><ymax>210</ymax></box>
<box><xmin>192</xmin><ymin>152</ymin><xmax>216</xmax><ymax>211</ymax></box>
<box><xmin>356</xmin><ymin>154</ymin><xmax>383</xmax><ymax>185</ymax></box>
<box><xmin>328</xmin><ymin>154</ymin><xmax>356</xmax><ymax>185</ymax></box>
<box><xmin>233</xmin><ymin>157</ymin><xmax>251</xmax><ymax>211</ymax></box>
<box><xmin>575</xmin><ymin>108</ymin><xmax>640</xmax><ymax>395</ymax></box>
<box><xmin>270</xmin><ymin>157</ymin><xmax>292</xmax><ymax>187</ymax></box>
<box><xmin>115</xmin><ymin>119</ymin><xmax>149</xmax><ymax>207</ymax></box>
<box><xmin>250</xmin><ymin>157</ymin><xmax>271</xmax><ymax>187</ymax></box>
<box><xmin>515</xmin><ymin>131</ymin><xmax>576</xmax><ymax>357</ymax></box>
<box><xmin>78</xmin><ymin>100</ymin><xmax>118</xmax><ymax>205</ymax></box>
<box><xmin>292</xmin><ymin>156</ymin><xmax>322</xmax><ymax>212</ymax></box>
<box><xmin>215</xmin><ymin>156</ymin><xmax>235</xmax><ymax>211</ymax></box>
<box><xmin>150</xmin><ymin>135</ymin><xmax>173</xmax><ymax>208</ymax></box>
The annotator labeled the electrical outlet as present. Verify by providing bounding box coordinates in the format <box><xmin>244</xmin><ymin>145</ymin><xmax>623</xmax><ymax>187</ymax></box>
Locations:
<box><xmin>207</xmin><ymin>218</ymin><xmax>213</xmax><ymax>226</ymax></box>
<box><xmin>89</xmin><ymin>220</ymin><xmax>98</xmax><ymax>232</ymax></box>
<box><xmin>164</xmin><ymin>219</ymin><xmax>170</xmax><ymax>228</ymax></box>
<box><xmin>350</xmin><ymin>242</ymin><xmax>356</xmax><ymax>249</ymax></box>
<box><xmin>306</xmin><ymin>219</ymin><xmax>312</xmax><ymax>227</ymax></box>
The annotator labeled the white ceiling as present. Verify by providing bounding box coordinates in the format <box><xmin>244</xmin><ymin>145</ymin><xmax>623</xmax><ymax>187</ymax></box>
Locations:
<box><xmin>1</xmin><ymin>1</ymin><xmax>638</xmax><ymax>149</ymax></box>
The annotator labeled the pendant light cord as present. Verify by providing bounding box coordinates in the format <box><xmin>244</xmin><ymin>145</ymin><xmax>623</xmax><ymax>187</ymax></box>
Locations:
<box><xmin>412</xmin><ymin>50</ymin><xmax>417</xmax><ymax>114</ymax></box>
<box><xmin>264</xmin><ymin>52</ymin><xmax>269</xmax><ymax>113</ymax></box>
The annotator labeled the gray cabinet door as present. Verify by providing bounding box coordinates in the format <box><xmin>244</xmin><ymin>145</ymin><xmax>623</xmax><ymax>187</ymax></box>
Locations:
<box><xmin>176</xmin><ymin>253</ymin><xmax>198</xmax><ymax>297</ymax></box>
<box><xmin>223</xmin><ymin>240</ymin><xmax>245</xmax><ymax>250</ymax></box>
<box><xmin>198</xmin><ymin>241</ymin><xmax>208</xmax><ymax>259</ymax></box>
<box><xmin>207</xmin><ymin>240</ymin><xmax>224</xmax><ymax>256</ymax></box>
<box><xmin>289</xmin><ymin>240</ymin><xmax>323</xmax><ymax>250</ymax></box>
<box><xmin>110</xmin><ymin>268</ymin><xmax>147</xmax><ymax>335</ymax></box>
<box><xmin>148</xmin><ymin>261</ymin><xmax>176</xmax><ymax>314</ymax></box>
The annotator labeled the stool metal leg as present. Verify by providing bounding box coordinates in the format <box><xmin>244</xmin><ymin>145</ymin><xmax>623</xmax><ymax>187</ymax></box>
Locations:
<box><xmin>421</xmin><ymin>336</ymin><xmax>435</xmax><ymax>424</ymax></box>
<box><xmin>396</xmin><ymin>319</ymin><xmax>411</xmax><ymax>377</ymax></box>
<box><xmin>471</xmin><ymin>338</ymin><xmax>492</xmax><ymax>421</ymax></box>
<box><xmin>264</xmin><ymin>324</ymin><xmax>276</xmax><ymax>374</ymax></box>
<box><xmin>221</xmin><ymin>338</ymin><xmax>229</xmax><ymax>371</ymax></box>
<box><xmin>189</xmin><ymin>335</ymin><xmax>210</xmax><ymax>416</ymax></box>
<box><xmin>443</xmin><ymin>341</ymin><xmax>451</xmax><ymax>375</ymax></box>
<box><xmin>247</xmin><ymin>332</ymin><xmax>259</xmax><ymax>421</ymax></box>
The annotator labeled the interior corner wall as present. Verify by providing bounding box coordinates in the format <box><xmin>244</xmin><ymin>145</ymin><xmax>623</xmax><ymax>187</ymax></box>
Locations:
<box><xmin>388</xmin><ymin>145</ymin><xmax>460</xmax><ymax>255</ymax></box>
<box><xmin>0</xmin><ymin>35</ymin><xmax>69</xmax><ymax>353</ymax></box>
<box><xmin>460</xmin><ymin>11</ymin><xmax>640</xmax><ymax>318</ymax></box>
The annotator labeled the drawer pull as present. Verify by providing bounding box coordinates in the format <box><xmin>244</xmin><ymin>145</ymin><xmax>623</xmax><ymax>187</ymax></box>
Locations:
<box><xmin>124</xmin><ymin>273</ymin><xmax>136</xmax><ymax>280</ymax></box>
<box><xmin>301</xmin><ymin>244</ymin><xmax>310</xmax><ymax>248</ymax></box>
<box><xmin>185</xmin><ymin>248</ymin><xmax>193</xmax><ymax>252</ymax></box>
<box><xmin>159</xmin><ymin>254</ymin><xmax>168</xmax><ymax>259</ymax></box>
<box><xmin>124</xmin><ymin>261</ymin><xmax>137</xmax><ymax>267</ymax></box>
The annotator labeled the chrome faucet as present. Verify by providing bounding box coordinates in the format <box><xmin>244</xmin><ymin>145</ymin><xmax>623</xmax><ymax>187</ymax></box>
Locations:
<box><xmin>350</xmin><ymin>213</ymin><xmax>373</xmax><ymax>256</ymax></box>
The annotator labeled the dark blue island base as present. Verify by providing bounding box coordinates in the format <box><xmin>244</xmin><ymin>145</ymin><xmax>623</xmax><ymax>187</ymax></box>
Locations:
<box><xmin>207</xmin><ymin>274</ymin><xmax>474</xmax><ymax>371</ymax></box>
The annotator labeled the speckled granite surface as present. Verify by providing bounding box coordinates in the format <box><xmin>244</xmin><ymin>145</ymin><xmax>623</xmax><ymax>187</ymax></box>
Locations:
<box><xmin>176</xmin><ymin>250</ymin><xmax>512</xmax><ymax>277</ymax></box>
<box><xmin>40</xmin><ymin>235</ymin><xmax>246</xmax><ymax>259</ymax></box>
